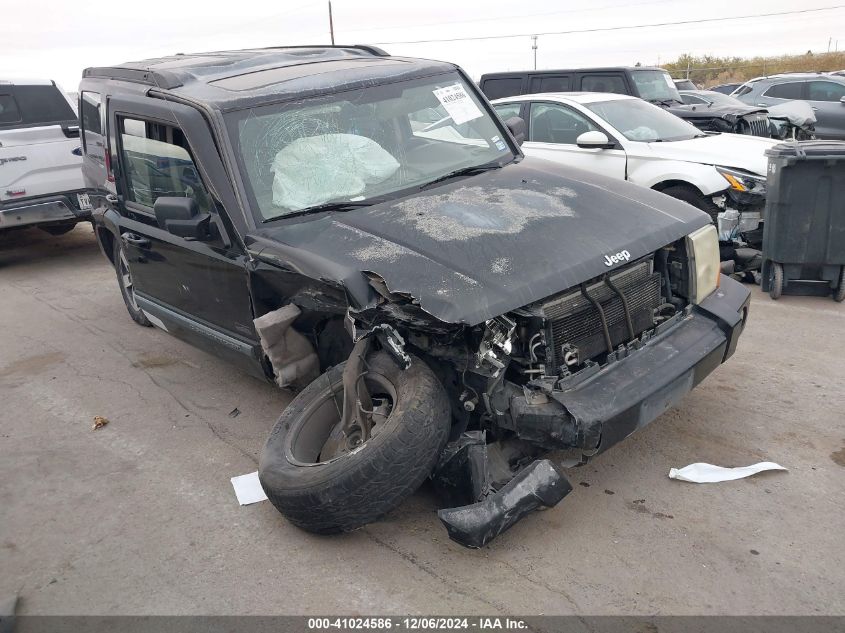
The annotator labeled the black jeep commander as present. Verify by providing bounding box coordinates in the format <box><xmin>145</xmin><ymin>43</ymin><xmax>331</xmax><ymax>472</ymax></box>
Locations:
<box><xmin>80</xmin><ymin>46</ymin><xmax>750</xmax><ymax>548</ymax></box>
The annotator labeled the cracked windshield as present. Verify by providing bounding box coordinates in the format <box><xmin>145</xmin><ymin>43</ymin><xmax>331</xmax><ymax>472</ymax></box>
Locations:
<box><xmin>227</xmin><ymin>72</ymin><xmax>513</xmax><ymax>220</ymax></box>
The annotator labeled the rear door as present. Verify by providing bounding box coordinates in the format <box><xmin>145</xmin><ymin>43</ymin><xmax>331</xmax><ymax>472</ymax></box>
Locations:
<box><xmin>0</xmin><ymin>82</ymin><xmax>83</xmax><ymax>203</ymax></box>
<box><xmin>806</xmin><ymin>80</ymin><xmax>845</xmax><ymax>139</ymax></box>
<box><xmin>107</xmin><ymin>95</ymin><xmax>264</xmax><ymax>376</ymax></box>
<box><xmin>521</xmin><ymin>100</ymin><xmax>627</xmax><ymax>179</ymax></box>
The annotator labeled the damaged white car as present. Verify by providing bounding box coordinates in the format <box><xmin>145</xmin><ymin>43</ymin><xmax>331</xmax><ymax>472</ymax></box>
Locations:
<box><xmin>493</xmin><ymin>93</ymin><xmax>777</xmax><ymax>245</ymax></box>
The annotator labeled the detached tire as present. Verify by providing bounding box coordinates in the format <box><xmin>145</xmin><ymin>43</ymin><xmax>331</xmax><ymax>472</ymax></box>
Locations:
<box><xmin>661</xmin><ymin>185</ymin><xmax>721</xmax><ymax>224</ymax></box>
<box><xmin>259</xmin><ymin>351</ymin><xmax>450</xmax><ymax>534</ymax></box>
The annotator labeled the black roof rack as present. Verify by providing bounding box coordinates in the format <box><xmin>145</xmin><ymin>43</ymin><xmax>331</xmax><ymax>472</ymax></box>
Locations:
<box><xmin>81</xmin><ymin>44</ymin><xmax>392</xmax><ymax>90</ymax></box>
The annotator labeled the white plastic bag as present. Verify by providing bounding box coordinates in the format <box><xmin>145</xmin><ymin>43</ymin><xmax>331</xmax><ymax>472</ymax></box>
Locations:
<box><xmin>271</xmin><ymin>133</ymin><xmax>399</xmax><ymax>211</ymax></box>
<box><xmin>669</xmin><ymin>462</ymin><xmax>787</xmax><ymax>483</ymax></box>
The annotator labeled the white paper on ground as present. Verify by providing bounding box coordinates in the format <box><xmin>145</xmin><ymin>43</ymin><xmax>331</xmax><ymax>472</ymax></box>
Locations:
<box><xmin>669</xmin><ymin>461</ymin><xmax>787</xmax><ymax>483</ymax></box>
<box><xmin>231</xmin><ymin>471</ymin><xmax>268</xmax><ymax>505</ymax></box>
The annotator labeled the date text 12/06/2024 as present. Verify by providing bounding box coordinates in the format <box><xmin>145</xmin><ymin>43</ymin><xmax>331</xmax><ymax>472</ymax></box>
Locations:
<box><xmin>307</xmin><ymin>617</ymin><xmax>529</xmax><ymax>630</ymax></box>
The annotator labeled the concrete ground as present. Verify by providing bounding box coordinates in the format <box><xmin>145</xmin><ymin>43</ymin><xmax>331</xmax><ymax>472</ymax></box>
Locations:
<box><xmin>1</xmin><ymin>223</ymin><xmax>843</xmax><ymax>616</ymax></box>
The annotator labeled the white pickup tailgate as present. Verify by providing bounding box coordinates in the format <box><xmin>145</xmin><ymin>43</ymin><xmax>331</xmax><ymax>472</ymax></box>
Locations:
<box><xmin>0</xmin><ymin>126</ymin><xmax>84</xmax><ymax>203</ymax></box>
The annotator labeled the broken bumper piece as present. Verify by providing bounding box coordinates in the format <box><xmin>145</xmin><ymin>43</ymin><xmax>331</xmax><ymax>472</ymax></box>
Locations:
<box><xmin>437</xmin><ymin>459</ymin><xmax>572</xmax><ymax>549</ymax></box>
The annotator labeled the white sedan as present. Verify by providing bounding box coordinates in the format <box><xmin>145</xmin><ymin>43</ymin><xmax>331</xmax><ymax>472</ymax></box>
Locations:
<box><xmin>492</xmin><ymin>92</ymin><xmax>777</xmax><ymax>236</ymax></box>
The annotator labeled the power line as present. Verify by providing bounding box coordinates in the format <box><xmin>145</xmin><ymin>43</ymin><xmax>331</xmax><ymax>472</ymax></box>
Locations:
<box><xmin>373</xmin><ymin>5</ymin><xmax>845</xmax><ymax>45</ymax></box>
<box><xmin>339</xmin><ymin>0</ymin><xmax>677</xmax><ymax>34</ymax></box>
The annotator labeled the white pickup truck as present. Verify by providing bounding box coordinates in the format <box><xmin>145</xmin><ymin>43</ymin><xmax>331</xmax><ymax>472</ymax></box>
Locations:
<box><xmin>0</xmin><ymin>79</ymin><xmax>91</xmax><ymax>235</ymax></box>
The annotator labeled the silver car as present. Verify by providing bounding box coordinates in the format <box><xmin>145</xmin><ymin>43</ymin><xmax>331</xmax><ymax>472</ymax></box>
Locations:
<box><xmin>732</xmin><ymin>73</ymin><xmax>845</xmax><ymax>139</ymax></box>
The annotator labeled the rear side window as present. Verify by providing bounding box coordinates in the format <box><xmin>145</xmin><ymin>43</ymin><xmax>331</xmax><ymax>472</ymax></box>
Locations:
<box><xmin>764</xmin><ymin>82</ymin><xmax>804</xmax><ymax>99</ymax></box>
<box><xmin>80</xmin><ymin>92</ymin><xmax>103</xmax><ymax>157</ymax></box>
<box><xmin>581</xmin><ymin>74</ymin><xmax>627</xmax><ymax>95</ymax></box>
<box><xmin>0</xmin><ymin>94</ymin><xmax>22</xmax><ymax>124</ymax></box>
<box><xmin>0</xmin><ymin>84</ymin><xmax>77</xmax><ymax>129</ymax></box>
<box><xmin>530</xmin><ymin>76</ymin><xmax>571</xmax><ymax>92</ymax></box>
<box><xmin>482</xmin><ymin>77</ymin><xmax>524</xmax><ymax>99</ymax></box>
<box><xmin>118</xmin><ymin>116</ymin><xmax>211</xmax><ymax>213</ymax></box>
<box><xmin>807</xmin><ymin>80</ymin><xmax>845</xmax><ymax>101</ymax></box>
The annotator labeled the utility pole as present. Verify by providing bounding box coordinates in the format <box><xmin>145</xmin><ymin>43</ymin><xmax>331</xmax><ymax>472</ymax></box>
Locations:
<box><xmin>328</xmin><ymin>1</ymin><xmax>335</xmax><ymax>45</ymax></box>
<box><xmin>532</xmin><ymin>35</ymin><xmax>538</xmax><ymax>70</ymax></box>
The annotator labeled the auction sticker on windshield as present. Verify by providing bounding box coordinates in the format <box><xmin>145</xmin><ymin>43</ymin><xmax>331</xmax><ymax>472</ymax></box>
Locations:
<box><xmin>433</xmin><ymin>84</ymin><xmax>483</xmax><ymax>125</ymax></box>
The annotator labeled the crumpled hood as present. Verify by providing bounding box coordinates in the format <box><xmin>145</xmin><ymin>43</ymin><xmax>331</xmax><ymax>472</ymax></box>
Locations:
<box><xmin>248</xmin><ymin>157</ymin><xmax>709</xmax><ymax>325</ymax></box>
<box><xmin>641</xmin><ymin>133</ymin><xmax>776</xmax><ymax>176</ymax></box>
<box><xmin>666</xmin><ymin>102</ymin><xmax>768</xmax><ymax>120</ymax></box>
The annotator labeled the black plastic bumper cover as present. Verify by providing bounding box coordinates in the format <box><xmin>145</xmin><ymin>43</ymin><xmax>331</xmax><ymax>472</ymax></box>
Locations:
<box><xmin>523</xmin><ymin>274</ymin><xmax>751</xmax><ymax>454</ymax></box>
<box><xmin>437</xmin><ymin>459</ymin><xmax>572</xmax><ymax>549</ymax></box>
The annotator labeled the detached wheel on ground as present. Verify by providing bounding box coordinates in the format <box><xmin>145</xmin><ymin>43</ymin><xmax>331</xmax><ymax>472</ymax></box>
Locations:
<box><xmin>834</xmin><ymin>266</ymin><xmax>845</xmax><ymax>303</ymax></box>
<box><xmin>769</xmin><ymin>262</ymin><xmax>784</xmax><ymax>300</ymax></box>
<box><xmin>661</xmin><ymin>185</ymin><xmax>721</xmax><ymax>224</ymax></box>
<box><xmin>259</xmin><ymin>351</ymin><xmax>450</xmax><ymax>534</ymax></box>
<box><xmin>113</xmin><ymin>240</ymin><xmax>151</xmax><ymax>326</ymax></box>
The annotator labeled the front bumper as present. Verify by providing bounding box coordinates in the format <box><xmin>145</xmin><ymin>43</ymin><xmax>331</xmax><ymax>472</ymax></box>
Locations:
<box><xmin>512</xmin><ymin>274</ymin><xmax>751</xmax><ymax>456</ymax></box>
<box><xmin>0</xmin><ymin>192</ymin><xmax>91</xmax><ymax>230</ymax></box>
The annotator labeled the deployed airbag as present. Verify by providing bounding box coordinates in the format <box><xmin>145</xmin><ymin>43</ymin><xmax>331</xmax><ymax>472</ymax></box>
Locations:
<box><xmin>272</xmin><ymin>134</ymin><xmax>400</xmax><ymax>210</ymax></box>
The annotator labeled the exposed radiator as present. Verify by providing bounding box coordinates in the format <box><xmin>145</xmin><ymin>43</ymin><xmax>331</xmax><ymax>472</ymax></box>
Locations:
<box><xmin>543</xmin><ymin>259</ymin><xmax>662</xmax><ymax>369</ymax></box>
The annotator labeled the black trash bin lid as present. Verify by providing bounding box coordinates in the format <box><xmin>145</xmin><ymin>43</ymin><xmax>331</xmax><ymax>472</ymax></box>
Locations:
<box><xmin>766</xmin><ymin>140</ymin><xmax>845</xmax><ymax>160</ymax></box>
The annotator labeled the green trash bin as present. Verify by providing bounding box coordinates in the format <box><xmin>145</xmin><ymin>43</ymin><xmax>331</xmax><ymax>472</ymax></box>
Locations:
<box><xmin>761</xmin><ymin>141</ymin><xmax>845</xmax><ymax>301</ymax></box>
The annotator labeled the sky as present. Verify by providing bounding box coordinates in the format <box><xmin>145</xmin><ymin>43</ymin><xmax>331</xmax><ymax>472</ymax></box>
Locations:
<box><xmin>1</xmin><ymin>0</ymin><xmax>843</xmax><ymax>91</ymax></box>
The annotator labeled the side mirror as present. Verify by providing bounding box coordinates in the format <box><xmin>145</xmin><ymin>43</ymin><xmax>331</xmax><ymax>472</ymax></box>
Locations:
<box><xmin>504</xmin><ymin>116</ymin><xmax>525</xmax><ymax>146</ymax></box>
<box><xmin>154</xmin><ymin>197</ymin><xmax>211</xmax><ymax>240</ymax></box>
<box><xmin>576</xmin><ymin>131</ymin><xmax>612</xmax><ymax>149</ymax></box>
<box><xmin>840</xmin><ymin>96</ymin><xmax>845</xmax><ymax>104</ymax></box>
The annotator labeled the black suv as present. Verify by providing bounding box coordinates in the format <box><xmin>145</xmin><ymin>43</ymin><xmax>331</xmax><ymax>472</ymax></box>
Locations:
<box><xmin>80</xmin><ymin>46</ymin><xmax>750</xmax><ymax>547</ymax></box>
<box><xmin>479</xmin><ymin>66</ymin><xmax>772</xmax><ymax>136</ymax></box>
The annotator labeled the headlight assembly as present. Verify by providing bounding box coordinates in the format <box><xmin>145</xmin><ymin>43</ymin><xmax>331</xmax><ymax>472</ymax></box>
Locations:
<box><xmin>686</xmin><ymin>224</ymin><xmax>720</xmax><ymax>304</ymax></box>
<box><xmin>716</xmin><ymin>166</ymin><xmax>767</xmax><ymax>195</ymax></box>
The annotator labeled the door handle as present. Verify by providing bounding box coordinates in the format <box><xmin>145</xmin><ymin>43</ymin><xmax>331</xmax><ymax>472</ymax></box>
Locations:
<box><xmin>121</xmin><ymin>232</ymin><xmax>151</xmax><ymax>248</ymax></box>
<box><xmin>811</xmin><ymin>107</ymin><xmax>819</xmax><ymax>111</ymax></box>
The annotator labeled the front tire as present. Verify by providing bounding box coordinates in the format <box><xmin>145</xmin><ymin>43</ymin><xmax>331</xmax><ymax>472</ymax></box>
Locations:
<box><xmin>113</xmin><ymin>240</ymin><xmax>151</xmax><ymax>326</ymax></box>
<box><xmin>259</xmin><ymin>351</ymin><xmax>450</xmax><ymax>534</ymax></box>
<box><xmin>661</xmin><ymin>185</ymin><xmax>721</xmax><ymax>224</ymax></box>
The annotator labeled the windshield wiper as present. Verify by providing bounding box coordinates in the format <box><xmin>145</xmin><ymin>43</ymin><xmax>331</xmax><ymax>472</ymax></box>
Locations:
<box><xmin>262</xmin><ymin>200</ymin><xmax>377</xmax><ymax>223</ymax></box>
<box><xmin>652</xmin><ymin>98</ymin><xmax>682</xmax><ymax>107</ymax></box>
<box><xmin>420</xmin><ymin>161</ymin><xmax>503</xmax><ymax>190</ymax></box>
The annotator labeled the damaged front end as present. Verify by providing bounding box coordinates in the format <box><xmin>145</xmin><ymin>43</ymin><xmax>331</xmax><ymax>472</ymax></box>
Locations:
<box><xmin>343</xmin><ymin>228</ymin><xmax>748</xmax><ymax>547</ymax></box>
